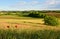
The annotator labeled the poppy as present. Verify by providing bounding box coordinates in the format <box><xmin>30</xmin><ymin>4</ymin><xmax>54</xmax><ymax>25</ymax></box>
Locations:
<box><xmin>7</xmin><ymin>26</ymin><xmax>10</xmax><ymax>28</ymax></box>
<box><xmin>15</xmin><ymin>25</ymin><xmax>17</xmax><ymax>28</ymax></box>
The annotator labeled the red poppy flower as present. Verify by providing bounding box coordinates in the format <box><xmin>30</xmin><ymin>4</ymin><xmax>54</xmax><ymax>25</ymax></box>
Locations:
<box><xmin>15</xmin><ymin>25</ymin><xmax>17</xmax><ymax>28</ymax></box>
<box><xmin>7</xmin><ymin>26</ymin><xmax>10</xmax><ymax>28</ymax></box>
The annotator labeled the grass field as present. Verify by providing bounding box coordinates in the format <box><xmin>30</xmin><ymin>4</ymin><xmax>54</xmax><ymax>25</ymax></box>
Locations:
<box><xmin>0</xmin><ymin>15</ymin><xmax>59</xmax><ymax>30</ymax></box>
<box><xmin>45</xmin><ymin>13</ymin><xmax>60</xmax><ymax>18</ymax></box>
<box><xmin>0</xmin><ymin>15</ymin><xmax>60</xmax><ymax>39</ymax></box>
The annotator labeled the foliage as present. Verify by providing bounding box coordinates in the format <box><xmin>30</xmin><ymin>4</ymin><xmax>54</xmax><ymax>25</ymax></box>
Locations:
<box><xmin>38</xmin><ymin>13</ymin><xmax>46</xmax><ymax>18</ymax></box>
<box><xmin>28</xmin><ymin>13</ymin><xmax>46</xmax><ymax>18</ymax></box>
<box><xmin>0</xmin><ymin>11</ymin><xmax>60</xmax><ymax>18</ymax></box>
<box><xmin>0</xmin><ymin>29</ymin><xmax>60</xmax><ymax>39</ymax></box>
<box><xmin>28</xmin><ymin>13</ymin><xmax>39</xmax><ymax>18</ymax></box>
<box><xmin>44</xmin><ymin>16</ymin><xmax>59</xmax><ymax>26</ymax></box>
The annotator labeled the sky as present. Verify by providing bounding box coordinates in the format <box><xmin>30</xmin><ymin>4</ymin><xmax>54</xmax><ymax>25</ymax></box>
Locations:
<box><xmin>0</xmin><ymin>0</ymin><xmax>60</xmax><ymax>11</ymax></box>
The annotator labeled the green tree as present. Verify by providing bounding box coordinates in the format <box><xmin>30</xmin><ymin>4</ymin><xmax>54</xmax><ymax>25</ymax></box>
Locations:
<box><xmin>44</xmin><ymin>16</ymin><xmax>59</xmax><ymax>26</ymax></box>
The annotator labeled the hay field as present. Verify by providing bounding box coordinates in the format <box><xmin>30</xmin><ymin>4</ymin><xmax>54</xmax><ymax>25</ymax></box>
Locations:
<box><xmin>0</xmin><ymin>15</ymin><xmax>59</xmax><ymax>31</ymax></box>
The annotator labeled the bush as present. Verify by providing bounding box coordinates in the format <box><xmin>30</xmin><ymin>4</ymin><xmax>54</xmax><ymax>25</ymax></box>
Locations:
<box><xmin>44</xmin><ymin>16</ymin><xmax>59</xmax><ymax>26</ymax></box>
<box><xmin>28</xmin><ymin>13</ymin><xmax>46</xmax><ymax>18</ymax></box>
<box><xmin>38</xmin><ymin>13</ymin><xmax>46</xmax><ymax>18</ymax></box>
<box><xmin>28</xmin><ymin>13</ymin><xmax>39</xmax><ymax>18</ymax></box>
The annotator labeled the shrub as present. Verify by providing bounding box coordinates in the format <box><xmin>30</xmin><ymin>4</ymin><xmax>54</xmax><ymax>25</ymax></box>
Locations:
<box><xmin>38</xmin><ymin>13</ymin><xmax>46</xmax><ymax>18</ymax></box>
<box><xmin>28</xmin><ymin>13</ymin><xmax>46</xmax><ymax>18</ymax></box>
<box><xmin>44</xmin><ymin>16</ymin><xmax>59</xmax><ymax>26</ymax></box>
<box><xmin>28</xmin><ymin>13</ymin><xmax>39</xmax><ymax>18</ymax></box>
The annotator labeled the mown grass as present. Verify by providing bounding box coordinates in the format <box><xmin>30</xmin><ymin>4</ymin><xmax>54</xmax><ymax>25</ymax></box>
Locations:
<box><xmin>0</xmin><ymin>15</ymin><xmax>44</xmax><ymax>27</ymax></box>
<box><xmin>45</xmin><ymin>13</ymin><xmax>60</xmax><ymax>18</ymax></box>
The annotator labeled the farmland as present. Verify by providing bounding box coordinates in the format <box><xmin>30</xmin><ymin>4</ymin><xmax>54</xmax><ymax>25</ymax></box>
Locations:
<box><xmin>0</xmin><ymin>11</ymin><xmax>60</xmax><ymax>39</ymax></box>
<box><xmin>0</xmin><ymin>15</ymin><xmax>59</xmax><ymax>30</ymax></box>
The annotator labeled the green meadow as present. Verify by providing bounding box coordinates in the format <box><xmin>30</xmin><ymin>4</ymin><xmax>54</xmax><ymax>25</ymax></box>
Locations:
<box><xmin>0</xmin><ymin>11</ymin><xmax>60</xmax><ymax>39</ymax></box>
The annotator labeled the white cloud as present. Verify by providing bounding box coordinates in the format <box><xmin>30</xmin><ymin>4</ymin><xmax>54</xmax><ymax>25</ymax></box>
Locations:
<box><xmin>45</xmin><ymin>0</ymin><xmax>56</xmax><ymax>5</ymax></box>
<box><xmin>41</xmin><ymin>0</ymin><xmax>60</xmax><ymax>10</ymax></box>
<box><xmin>11</xmin><ymin>0</ymin><xmax>40</xmax><ymax>6</ymax></box>
<box><xmin>19</xmin><ymin>1</ymin><xmax>27</xmax><ymax>5</ymax></box>
<box><xmin>9</xmin><ymin>0</ymin><xmax>60</xmax><ymax>10</ymax></box>
<box><xmin>30</xmin><ymin>1</ymin><xmax>39</xmax><ymax>5</ymax></box>
<box><xmin>15</xmin><ymin>1</ymin><xmax>27</xmax><ymax>6</ymax></box>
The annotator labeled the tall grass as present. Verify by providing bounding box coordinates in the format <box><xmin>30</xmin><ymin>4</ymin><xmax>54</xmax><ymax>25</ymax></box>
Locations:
<box><xmin>0</xmin><ymin>29</ymin><xmax>60</xmax><ymax>39</ymax></box>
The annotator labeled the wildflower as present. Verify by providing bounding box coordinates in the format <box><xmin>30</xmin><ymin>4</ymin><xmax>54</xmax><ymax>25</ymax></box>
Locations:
<box><xmin>15</xmin><ymin>25</ymin><xmax>17</xmax><ymax>28</ymax></box>
<box><xmin>7</xmin><ymin>26</ymin><xmax>9</xmax><ymax>28</ymax></box>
